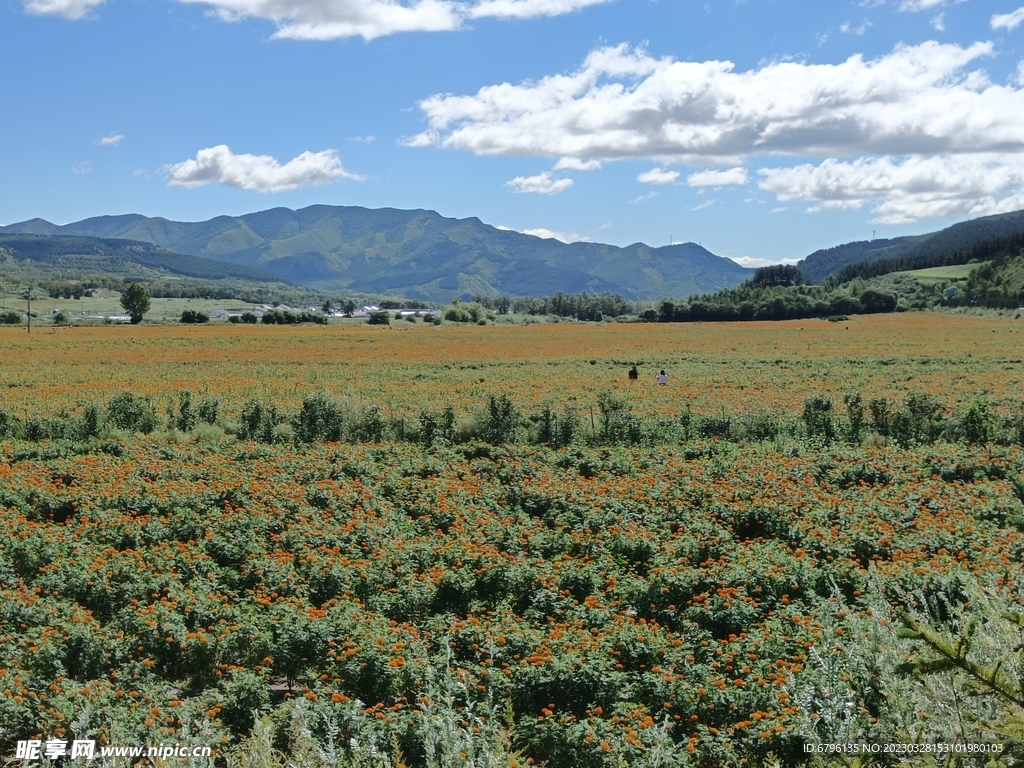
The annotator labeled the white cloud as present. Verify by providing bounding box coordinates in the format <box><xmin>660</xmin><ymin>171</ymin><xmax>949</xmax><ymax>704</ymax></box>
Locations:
<box><xmin>98</xmin><ymin>133</ymin><xmax>124</xmax><ymax>146</ymax></box>
<box><xmin>170</xmin><ymin>0</ymin><xmax>607</xmax><ymax>40</ymax></box>
<box><xmin>899</xmin><ymin>0</ymin><xmax>945</xmax><ymax>10</ymax></box>
<box><xmin>691</xmin><ymin>199</ymin><xmax>718</xmax><ymax>211</ymax></box>
<box><xmin>758</xmin><ymin>154</ymin><xmax>1024</xmax><ymax>224</ymax></box>
<box><xmin>468</xmin><ymin>0</ymin><xmax>610</xmax><ymax>19</ymax></box>
<box><xmin>732</xmin><ymin>255</ymin><xmax>798</xmax><ymax>268</ymax></box>
<box><xmin>637</xmin><ymin>167</ymin><xmax>679</xmax><ymax>185</ymax></box>
<box><xmin>71</xmin><ymin>161</ymin><xmax>91</xmax><ymax>175</ymax></box>
<box><xmin>992</xmin><ymin>6</ymin><xmax>1024</xmax><ymax>30</ymax></box>
<box><xmin>554</xmin><ymin>157</ymin><xmax>602</xmax><ymax>170</ymax></box>
<box><xmin>411</xmin><ymin>40</ymin><xmax>1024</xmax><ymax>223</ymax></box>
<box><xmin>771</xmin><ymin>206</ymin><xmax>787</xmax><ymax>213</ymax></box>
<box><xmin>930</xmin><ymin>12</ymin><xmax>945</xmax><ymax>31</ymax></box>
<box><xmin>686</xmin><ymin>167</ymin><xmax>748</xmax><ymax>187</ymax></box>
<box><xmin>505</xmin><ymin>171</ymin><xmax>572</xmax><ymax>194</ymax></box>
<box><xmin>411</xmin><ymin>41</ymin><xmax>1018</xmax><ymax>162</ymax></box>
<box><xmin>182</xmin><ymin>0</ymin><xmax>463</xmax><ymax>40</ymax></box>
<box><xmin>23</xmin><ymin>0</ymin><xmax>103</xmax><ymax>18</ymax></box>
<box><xmin>164</xmin><ymin>145</ymin><xmax>362</xmax><ymax>192</ymax></box>
<box><xmin>840</xmin><ymin>20</ymin><xmax>872</xmax><ymax>35</ymax></box>
<box><xmin>629</xmin><ymin>191</ymin><xmax>658</xmax><ymax>204</ymax></box>
<box><xmin>522</xmin><ymin>227</ymin><xmax>589</xmax><ymax>242</ymax></box>
<box><xmin>351</xmin><ymin>135</ymin><xmax>377</xmax><ymax>143</ymax></box>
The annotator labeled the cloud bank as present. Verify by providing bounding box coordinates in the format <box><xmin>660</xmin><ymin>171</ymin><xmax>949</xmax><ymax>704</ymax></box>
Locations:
<box><xmin>173</xmin><ymin>0</ymin><xmax>607</xmax><ymax>40</ymax></box>
<box><xmin>411</xmin><ymin>40</ymin><xmax>1024</xmax><ymax>222</ymax></box>
<box><xmin>165</xmin><ymin>145</ymin><xmax>362</xmax><ymax>192</ymax></box>
<box><xmin>522</xmin><ymin>227</ymin><xmax>588</xmax><ymax>242</ymax></box>
<box><xmin>24</xmin><ymin>0</ymin><xmax>104</xmax><ymax>18</ymax></box>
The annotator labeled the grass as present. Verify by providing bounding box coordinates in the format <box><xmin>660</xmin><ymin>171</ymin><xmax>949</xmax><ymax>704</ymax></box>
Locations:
<box><xmin>897</xmin><ymin>262</ymin><xmax>985</xmax><ymax>282</ymax></box>
<box><xmin>1</xmin><ymin>291</ymin><xmax>322</xmax><ymax>324</ymax></box>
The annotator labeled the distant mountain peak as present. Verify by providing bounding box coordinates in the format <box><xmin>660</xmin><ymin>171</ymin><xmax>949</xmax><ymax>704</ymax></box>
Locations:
<box><xmin>0</xmin><ymin>205</ymin><xmax>753</xmax><ymax>300</ymax></box>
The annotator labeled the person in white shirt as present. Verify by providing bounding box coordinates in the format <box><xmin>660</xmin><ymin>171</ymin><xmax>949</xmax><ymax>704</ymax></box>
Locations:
<box><xmin>657</xmin><ymin>370</ymin><xmax>667</xmax><ymax>385</ymax></box>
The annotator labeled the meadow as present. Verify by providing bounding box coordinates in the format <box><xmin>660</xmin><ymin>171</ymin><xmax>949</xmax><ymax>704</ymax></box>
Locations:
<box><xmin>2</xmin><ymin>313</ymin><xmax>1024</xmax><ymax>767</ymax></box>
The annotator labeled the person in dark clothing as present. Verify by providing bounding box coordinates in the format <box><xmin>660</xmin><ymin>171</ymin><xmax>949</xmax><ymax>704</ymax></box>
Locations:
<box><xmin>628</xmin><ymin>365</ymin><xmax>639</xmax><ymax>381</ymax></box>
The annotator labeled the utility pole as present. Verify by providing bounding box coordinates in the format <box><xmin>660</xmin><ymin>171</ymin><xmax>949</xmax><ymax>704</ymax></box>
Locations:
<box><xmin>27</xmin><ymin>285</ymin><xmax>31</xmax><ymax>334</ymax></box>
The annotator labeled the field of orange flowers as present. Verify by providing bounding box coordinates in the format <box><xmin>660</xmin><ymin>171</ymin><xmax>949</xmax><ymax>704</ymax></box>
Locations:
<box><xmin>2</xmin><ymin>313</ymin><xmax>1024</xmax><ymax>767</ymax></box>
<box><xmin>2</xmin><ymin>312</ymin><xmax>1022</xmax><ymax>419</ymax></box>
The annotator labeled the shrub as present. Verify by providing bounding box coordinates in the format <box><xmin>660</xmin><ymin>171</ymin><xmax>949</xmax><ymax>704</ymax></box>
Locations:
<box><xmin>176</xmin><ymin>391</ymin><xmax>198</xmax><ymax>432</ymax></box>
<box><xmin>106</xmin><ymin>392</ymin><xmax>159</xmax><ymax>434</ymax></box>
<box><xmin>292</xmin><ymin>394</ymin><xmax>342</xmax><ymax>443</ymax></box>
<box><xmin>241</xmin><ymin>312</ymin><xmax>258</xmax><ymax>324</ymax></box>
<box><xmin>596</xmin><ymin>391</ymin><xmax>644</xmax><ymax>444</ymax></box>
<box><xmin>367</xmin><ymin>311</ymin><xmax>391</xmax><ymax>326</ymax></box>
<box><xmin>0</xmin><ymin>408</ymin><xmax>17</xmax><ymax>437</ymax></box>
<box><xmin>0</xmin><ymin>310</ymin><xmax>22</xmax><ymax>324</ymax></box>
<box><xmin>197</xmin><ymin>397</ymin><xmax>220</xmax><ymax>425</ymax></box>
<box><xmin>890</xmin><ymin>392</ymin><xmax>945</xmax><ymax>447</ymax></box>
<box><xmin>350</xmin><ymin>403</ymin><xmax>387</xmax><ymax>442</ymax></box>
<box><xmin>843</xmin><ymin>392</ymin><xmax>865</xmax><ymax>444</ymax></box>
<box><xmin>803</xmin><ymin>396</ymin><xmax>835</xmax><ymax>441</ymax></box>
<box><xmin>443</xmin><ymin>302</ymin><xmax>486</xmax><ymax>324</ymax></box>
<box><xmin>869</xmin><ymin>397</ymin><xmax>890</xmax><ymax>436</ymax></box>
<box><xmin>480</xmin><ymin>394</ymin><xmax>519</xmax><ymax>444</ymax></box>
<box><xmin>52</xmin><ymin>310</ymin><xmax>69</xmax><ymax>325</ymax></box>
<box><xmin>180</xmin><ymin>309</ymin><xmax>209</xmax><ymax>324</ymax></box>
<box><xmin>419</xmin><ymin>407</ymin><xmax>457</xmax><ymax>446</ymax></box>
<box><xmin>238</xmin><ymin>400</ymin><xmax>279</xmax><ymax>443</ymax></box>
<box><xmin>959</xmin><ymin>399</ymin><xmax>992</xmax><ymax>444</ymax></box>
<box><xmin>79</xmin><ymin>404</ymin><xmax>100</xmax><ymax>439</ymax></box>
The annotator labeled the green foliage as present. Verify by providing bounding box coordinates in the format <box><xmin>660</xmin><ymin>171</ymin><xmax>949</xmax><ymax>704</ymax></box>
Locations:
<box><xmin>442</xmin><ymin>302</ymin><xmax>486</xmax><ymax>324</ymax></box>
<box><xmin>52</xmin><ymin>309</ymin><xmax>69</xmax><ymax>325</ymax></box>
<box><xmin>106</xmin><ymin>392</ymin><xmax>159</xmax><ymax>433</ymax></box>
<box><xmin>366</xmin><ymin>310</ymin><xmax>391</xmax><ymax>326</ymax></box>
<box><xmin>261</xmin><ymin>310</ymin><xmax>327</xmax><ymax>325</ymax></box>
<box><xmin>176</xmin><ymin>391</ymin><xmax>199</xmax><ymax>432</ymax></box>
<box><xmin>418</xmin><ymin>407</ymin><xmax>457</xmax><ymax>447</ymax></box>
<box><xmin>479</xmin><ymin>394</ymin><xmax>519</xmax><ymax>444</ymax></box>
<box><xmin>890</xmin><ymin>392</ymin><xmax>945</xmax><ymax>448</ymax></box>
<box><xmin>119</xmin><ymin>282</ymin><xmax>151</xmax><ymax>324</ymax></box>
<box><xmin>752</xmin><ymin>264</ymin><xmax>803</xmax><ymax>287</ymax></box>
<box><xmin>868</xmin><ymin>397</ymin><xmax>890</xmax><ymax>437</ymax></box>
<box><xmin>180</xmin><ymin>308</ymin><xmax>210</xmax><ymax>323</ymax></box>
<box><xmin>197</xmin><ymin>396</ymin><xmax>220</xmax><ymax>425</ymax></box>
<box><xmin>843</xmin><ymin>392</ymin><xmax>865</xmax><ymax>445</ymax></box>
<box><xmin>597</xmin><ymin>391</ymin><xmax>645</xmax><ymax>444</ymax></box>
<box><xmin>1</xmin><ymin>309</ymin><xmax>22</xmax><ymax>324</ymax></box>
<box><xmin>802</xmin><ymin>396</ymin><xmax>835</xmax><ymax>442</ymax></box>
<box><xmin>510</xmin><ymin>291</ymin><xmax>634</xmax><ymax>320</ymax></box>
<box><xmin>292</xmin><ymin>394</ymin><xmax>343</xmax><ymax>443</ymax></box>
<box><xmin>533</xmin><ymin>405</ymin><xmax>579</xmax><ymax>448</ymax></box>
<box><xmin>241</xmin><ymin>312</ymin><xmax>258</xmax><ymax>324</ymax></box>
<box><xmin>238</xmin><ymin>399</ymin><xmax>280</xmax><ymax>443</ymax></box>
<box><xmin>960</xmin><ymin>398</ymin><xmax>992</xmax><ymax>444</ymax></box>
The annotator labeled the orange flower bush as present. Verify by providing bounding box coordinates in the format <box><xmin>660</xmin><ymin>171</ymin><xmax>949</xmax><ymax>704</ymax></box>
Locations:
<box><xmin>1</xmin><ymin>313</ymin><xmax>1023</xmax><ymax>765</ymax></box>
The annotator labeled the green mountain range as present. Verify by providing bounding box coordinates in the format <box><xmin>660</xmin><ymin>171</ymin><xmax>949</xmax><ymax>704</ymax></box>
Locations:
<box><xmin>0</xmin><ymin>233</ymin><xmax>285</xmax><ymax>284</ymax></box>
<box><xmin>797</xmin><ymin>210</ymin><xmax>1024</xmax><ymax>284</ymax></box>
<box><xmin>0</xmin><ymin>206</ymin><xmax>752</xmax><ymax>301</ymax></box>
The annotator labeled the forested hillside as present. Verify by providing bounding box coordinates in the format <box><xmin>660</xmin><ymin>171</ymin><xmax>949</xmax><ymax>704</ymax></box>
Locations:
<box><xmin>797</xmin><ymin>210</ymin><xmax>1024</xmax><ymax>283</ymax></box>
<box><xmin>0</xmin><ymin>207</ymin><xmax>752</xmax><ymax>301</ymax></box>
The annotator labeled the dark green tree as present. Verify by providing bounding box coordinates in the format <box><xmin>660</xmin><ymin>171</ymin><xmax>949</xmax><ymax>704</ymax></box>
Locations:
<box><xmin>120</xmin><ymin>283</ymin><xmax>151</xmax><ymax>324</ymax></box>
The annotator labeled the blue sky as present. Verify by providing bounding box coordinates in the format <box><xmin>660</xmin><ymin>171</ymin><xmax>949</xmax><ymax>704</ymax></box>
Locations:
<box><xmin>2</xmin><ymin>0</ymin><xmax>1024</xmax><ymax>265</ymax></box>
